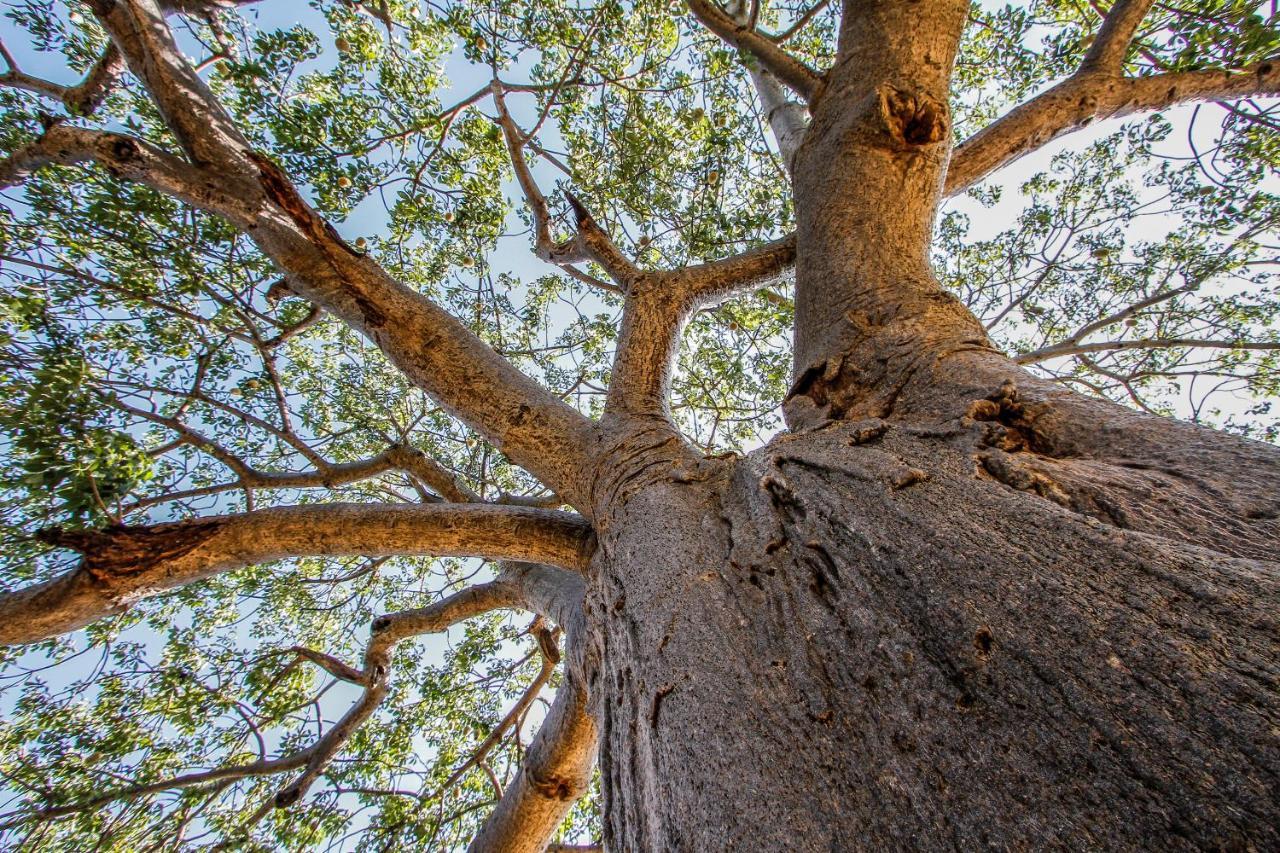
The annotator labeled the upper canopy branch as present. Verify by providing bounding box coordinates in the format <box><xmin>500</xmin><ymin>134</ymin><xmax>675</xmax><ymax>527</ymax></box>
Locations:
<box><xmin>0</xmin><ymin>39</ymin><xmax>124</xmax><ymax>117</ymax></box>
<box><xmin>1081</xmin><ymin>0</ymin><xmax>1157</xmax><ymax>72</ymax></box>
<box><xmin>0</xmin><ymin>503</ymin><xmax>594</xmax><ymax>646</ymax></box>
<box><xmin>723</xmin><ymin>0</ymin><xmax>808</xmax><ymax>173</ymax></box>
<box><xmin>686</xmin><ymin>0</ymin><xmax>824</xmax><ymax>102</ymax></box>
<box><xmin>86</xmin><ymin>0</ymin><xmax>254</xmax><ymax>170</ymax></box>
<box><xmin>0</xmin><ymin>0</ymin><xmax>604</xmax><ymax>508</ymax></box>
<box><xmin>947</xmin><ymin>57</ymin><xmax>1280</xmax><ymax>196</ymax></box>
<box><xmin>491</xmin><ymin>81</ymin><xmax>637</xmax><ymax>290</ymax></box>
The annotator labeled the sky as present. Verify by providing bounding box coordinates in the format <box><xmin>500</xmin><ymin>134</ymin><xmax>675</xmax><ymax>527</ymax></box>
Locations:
<box><xmin>0</xmin><ymin>0</ymin><xmax>1276</xmax><ymax>846</ymax></box>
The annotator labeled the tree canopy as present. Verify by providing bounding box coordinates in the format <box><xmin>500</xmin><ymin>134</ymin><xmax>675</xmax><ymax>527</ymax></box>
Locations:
<box><xmin>0</xmin><ymin>0</ymin><xmax>1276</xmax><ymax>849</ymax></box>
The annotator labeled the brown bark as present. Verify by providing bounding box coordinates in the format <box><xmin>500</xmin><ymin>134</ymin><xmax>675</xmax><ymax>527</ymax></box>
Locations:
<box><xmin>587</xmin><ymin>420</ymin><xmax>1280</xmax><ymax>850</ymax></box>
<box><xmin>3</xmin><ymin>1</ymin><xmax>1280</xmax><ymax>848</ymax></box>
<box><xmin>0</xmin><ymin>503</ymin><xmax>594</xmax><ymax>645</ymax></box>
<box><xmin>582</xmin><ymin>2</ymin><xmax>1280</xmax><ymax>848</ymax></box>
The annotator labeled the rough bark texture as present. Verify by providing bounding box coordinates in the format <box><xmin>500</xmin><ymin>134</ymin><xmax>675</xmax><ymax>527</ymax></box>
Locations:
<box><xmin>4</xmin><ymin>0</ymin><xmax>1280</xmax><ymax>848</ymax></box>
<box><xmin>583</xmin><ymin>5</ymin><xmax>1280</xmax><ymax>845</ymax></box>
<box><xmin>588</xmin><ymin>418</ymin><xmax>1280</xmax><ymax>850</ymax></box>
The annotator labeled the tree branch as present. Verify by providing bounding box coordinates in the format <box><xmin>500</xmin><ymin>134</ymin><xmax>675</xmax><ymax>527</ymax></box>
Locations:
<box><xmin>432</xmin><ymin>623</ymin><xmax>559</xmax><ymax>798</ymax></box>
<box><xmin>1081</xmin><ymin>0</ymin><xmax>1156</xmax><ymax>72</ymax></box>
<box><xmin>947</xmin><ymin>60</ymin><xmax>1280</xmax><ymax>197</ymax></box>
<box><xmin>86</xmin><ymin>0</ymin><xmax>253</xmax><ymax>169</ymax></box>
<box><xmin>1015</xmin><ymin>337</ymin><xmax>1280</xmax><ymax>365</ymax></box>
<box><xmin>3</xmin><ymin>0</ymin><xmax>604</xmax><ymax>508</ymax></box>
<box><xmin>0</xmin><ymin>577</ymin><xmax>536</xmax><ymax>832</ymax></box>
<box><xmin>491</xmin><ymin>83</ymin><xmax>635</xmax><ymax>289</ymax></box>
<box><xmin>466</xmin><ymin>667</ymin><xmax>595</xmax><ymax>853</ymax></box>
<box><xmin>767</xmin><ymin>0</ymin><xmax>832</xmax><ymax>44</ymax></box>
<box><xmin>686</xmin><ymin>0</ymin><xmax>823</xmax><ymax>101</ymax></box>
<box><xmin>0</xmin><ymin>41</ymin><xmax>125</xmax><ymax>116</ymax></box>
<box><xmin>0</xmin><ymin>504</ymin><xmax>594</xmax><ymax>645</ymax></box>
<box><xmin>0</xmin><ymin>123</ymin><xmax>249</xmax><ymax>211</ymax></box>
<box><xmin>725</xmin><ymin>1</ymin><xmax>808</xmax><ymax>173</ymax></box>
<box><xmin>604</xmin><ymin>236</ymin><xmax>795</xmax><ymax>419</ymax></box>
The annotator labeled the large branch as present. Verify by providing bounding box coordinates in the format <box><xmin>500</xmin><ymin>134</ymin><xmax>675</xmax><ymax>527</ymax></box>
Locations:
<box><xmin>86</xmin><ymin>0</ymin><xmax>253</xmax><ymax>168</ymax></box>
<box><xmin>5</xmin><ymin>0</ymin><xmax>602</xmax><ymax>508</ymax></box>
<box><xmin>604</xmin><ymin>236</ymin><xmax>795</xmax><ymax>419</ymax></box>
<box><xmin>947</xmin><ymin>60</ymin><xmax>1280</xmax><ymax>196</ymax></box>
<box><xmin>686</xmin><ymin>0</ymin><xmax>823</xmax><ymax>101</ymax></box>
<box><xmin>1081</xmin><ymin>0</ymin><xmax>1157</xmax><ymax>72</ymax></box>
<box><xmin>0</xmin><ymin>504</ymin><xmax>594</xmax><ymax>645</ymax></box>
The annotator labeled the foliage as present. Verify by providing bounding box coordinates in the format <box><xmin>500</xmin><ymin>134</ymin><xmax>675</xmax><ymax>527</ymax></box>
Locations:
<box><xmin>0</xmin><ymin>0</ymin><xmax>1274</xmax><ymax>848</ymax></box>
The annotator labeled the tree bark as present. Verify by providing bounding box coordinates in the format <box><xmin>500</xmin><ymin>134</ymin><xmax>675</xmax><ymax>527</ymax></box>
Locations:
<box><xmin>586</xmin><ymin>419</ymin><xmax>1280</xmax><ymax>850</ymax></box>
<box><xmin>584</xmin><ymin>4</ymin><xmax>1280</xmax><ymax>843</ymax></box>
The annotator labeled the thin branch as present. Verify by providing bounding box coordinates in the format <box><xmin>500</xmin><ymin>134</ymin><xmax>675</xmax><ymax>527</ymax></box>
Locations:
<box><xmin>1016</xmin><ymin>337</ymin><xmax>1280</xmax><ymax>365</ymax></box>
<box><xmin>286</xmin><ymin>646</ymin><xmax>367</xmax><ymax>684</ymax></box>
<box><xmin>0</xmin><ymin>41</ymin><xmax>125</xmax><ymax>116</ymax></box>
<box><xmin>1</xmin><ymin>578</ymin><xmax>534</xmax><ymax>833</ymax></box>
<box><xmin>432</xmin><ymin>625</ymin><xmax>559</xmax><ymax>798</ymax></box>
<box><xmin>490</xmin><ymin>80</ymin><xmax>638</xmax><ymax>288</ymax></box>
<box><xmin>767</xmin><ymin>0</ymin><xmax>832</xmax><ymax>43</ymax></box>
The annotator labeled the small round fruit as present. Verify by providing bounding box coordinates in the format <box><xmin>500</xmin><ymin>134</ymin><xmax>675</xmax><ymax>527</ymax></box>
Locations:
<box><xmin>336</xmin><ymin>176</ymin><xmax>352</xmax><ymax>188</ymax></box>
<box><xmin>354</xmin><ymin>237</ymin><xmax>368</xmax><ymax>250</ymax></box>
<box><xmin>335</xmin><ymin>36</ymin><xmax>351</xmax><ymax>53</ymax></box>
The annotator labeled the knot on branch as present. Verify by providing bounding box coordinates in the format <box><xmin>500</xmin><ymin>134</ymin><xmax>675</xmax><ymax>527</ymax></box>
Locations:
<box><xmin>37</xmin><ymin>520</ymin><xmax>225</xmax><ymax>583</ymax></box>
<box><xmin>109</xmin><ymin>137</ymin><xmax>138</xmax><ymax>163</ymax></box>
<box><xmin>529</xmin><ymin>770</ymin><xmax>586</xmax><ymax>801</ymax></box>
<box><xmin>274</xmin><ymin>786</ymin><xmax>302</xmax><ymax>809</ymax></box>
<box><xmin>966</xmin><ymin>380</ymin><xmax>1056</xmax><ymax>456</ymax></box>
<box><xmin>878</xmin><ymin>85</ymin><xmax>949</xmax><ymax>147</ymax></box>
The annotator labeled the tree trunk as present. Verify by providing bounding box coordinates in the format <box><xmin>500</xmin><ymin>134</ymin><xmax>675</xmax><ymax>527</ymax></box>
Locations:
<box><xmin>585</xmin><ymin>411</ymin><xmax>1280</xmax><ymax>849</ymax></box>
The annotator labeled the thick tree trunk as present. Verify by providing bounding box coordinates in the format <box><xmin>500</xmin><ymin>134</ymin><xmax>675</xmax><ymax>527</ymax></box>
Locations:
<box><xmin>586</xmin><ymin>413</ymin><xmax>1280</xmax><ymax>849</ymax></box>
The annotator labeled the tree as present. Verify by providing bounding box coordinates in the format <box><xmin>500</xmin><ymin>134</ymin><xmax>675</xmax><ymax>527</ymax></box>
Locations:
<box><xmin>0</xmin><ymin>0</ymin><xmax>1276</xmax><ymax>848</ymax></box>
